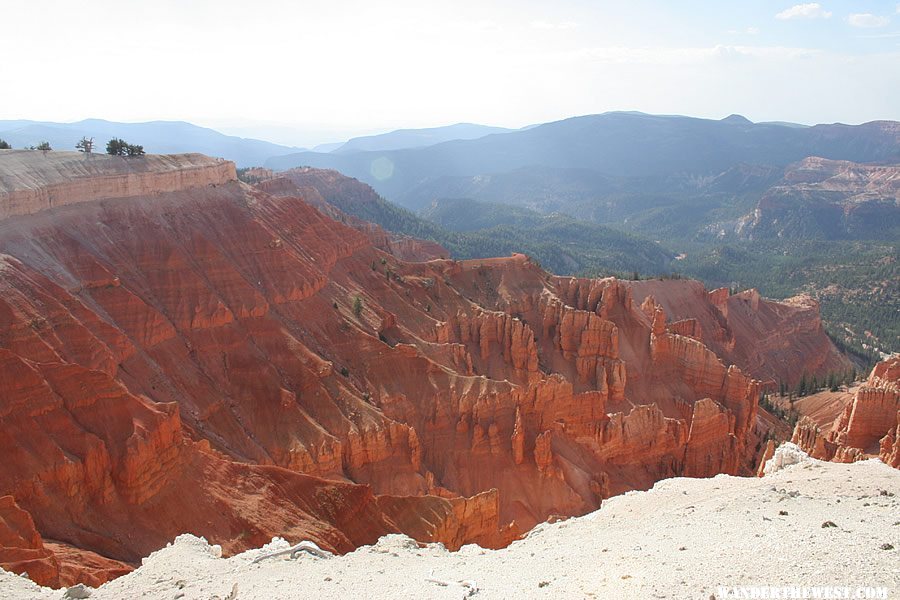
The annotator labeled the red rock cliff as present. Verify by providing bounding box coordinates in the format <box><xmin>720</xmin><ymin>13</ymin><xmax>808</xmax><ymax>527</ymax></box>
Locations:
<box><xmin>791</xmin><ymin>356</ymin><xmax>900</xmax><ymax>467</ymax></box>
<box><xmin>0</xmin><ymin>151</ymin><xmax>236</xmax><ymax>218</ymax></box>
<box><xmin>630</xmin><ymin>280</ymin><xmax>851</xmax><ymax>388</ymax></box>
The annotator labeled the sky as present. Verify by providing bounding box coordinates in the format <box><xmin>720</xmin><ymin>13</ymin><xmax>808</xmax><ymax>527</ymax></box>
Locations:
<box><xmin>2</xmin><ymin>0</ymin><xmax>900</xmax><ymax>147</ymax></box>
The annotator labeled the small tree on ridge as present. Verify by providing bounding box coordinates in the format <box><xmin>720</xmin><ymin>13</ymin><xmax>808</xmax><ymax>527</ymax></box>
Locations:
<box><xmin>76</xmin><ymin>137</ymin><xmax>95</xmax><ymax>154</ymax></box>
<box><xmin>106</xmin><ymin>138</ymin><xmax>127</xmax><ymax>156</ymax></box>
<box><xmin>106</xmin><ymin>138</ymin><xmax>145</xmax><ymax>157</ymax></box>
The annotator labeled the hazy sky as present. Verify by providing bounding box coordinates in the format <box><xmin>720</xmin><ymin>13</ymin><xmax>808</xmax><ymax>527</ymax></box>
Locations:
<box><xmin>3</xmin><ymin>0</ymin><xmax>900</xmax><ymax>146</ymax></box>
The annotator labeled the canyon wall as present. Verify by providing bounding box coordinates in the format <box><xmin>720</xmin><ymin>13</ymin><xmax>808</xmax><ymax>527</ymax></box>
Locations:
<box><xmin>256</xmin><ymin>174</ymin><xmax>447</xmax><ymax>262</ymax></box>
<box><xmin>629</xmin><ymin>280</ymin><xmax>851</xmax><ymax>389</ymax></box>
<box><xmin>738</xmin><ymin>156</ymin><xmax>900</xmax><ymax>240</ymax></box>
<box><xmin>791</xmin><ymin>356</ymin><xmax>900</xmax><ymax>467</ymax></box>
<box><xmin>0</xmin><ymin>150</ymin><xmax>236</xmax><ymax>219</ymax></box>
<box><xmin>0</xmin><ymin>153</ymin><xmax>838</xmax><ymax>586</ymax></box>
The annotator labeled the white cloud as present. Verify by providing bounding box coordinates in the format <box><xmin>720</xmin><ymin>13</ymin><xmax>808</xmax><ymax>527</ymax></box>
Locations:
<box><xmin>746</xmin><ymin>27</ymin><xmax>761</xmax><ymax>35</ymax></box>
<box><xmin>775</xmin><ymin>3</ymin><xmax>832</xmax><ymax>20</ymax></box>
<box><xmin>530</xmin><ymin>20</ymin><xmax>577</xmax><ymax>30</ymax></box>
<box><xmin>848</xmin><ymin>13</ymin><xmax>890</xmax><ymax>28</ymax></box>
<box><xmin>556</xmin><ymin>45</ymin><xmax>822</xmax><ymax>67</ymax></box>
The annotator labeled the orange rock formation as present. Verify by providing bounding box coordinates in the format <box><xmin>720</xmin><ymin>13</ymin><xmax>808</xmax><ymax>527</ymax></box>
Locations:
<box><xmin>630</xmin><ymin>282</ymin><xmax>851</xmax><ymax>389</ymax></box>
<box><xmin>791</xmin><ymin>357</ymin><xmax>900</xmax><ymax>467</ymax></box>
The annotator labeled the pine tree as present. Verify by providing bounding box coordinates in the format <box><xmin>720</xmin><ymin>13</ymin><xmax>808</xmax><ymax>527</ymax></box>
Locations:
<box><xmin>107</xmin><ymin>138</ymin><xmax>127</xmax><ymax>156</ymax></box>
<box><xmin>797</xmin><ymin>374</ymin><xmax>808</xmax><ymax>397</ymax></box>
<box><xmin>352</xmin><ymin>295</ymin><xmax>363</xmax><ymax>317</ymax></box>
<box><xmin>75</xmin><ymin>137</ymin><xmax>94</xmax><ymax>154</ymax></box>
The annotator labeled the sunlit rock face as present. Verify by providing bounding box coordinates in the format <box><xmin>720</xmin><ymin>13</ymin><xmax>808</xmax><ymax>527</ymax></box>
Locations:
<box><xmin>792</xmin><ymin>356</ymin><xmax>900</xmax><ymax>467</ymax></box>
<box><xmin>0</xmin><ymin>150</ymin><xmax>236</xmax><ymax>218</ymax></box>
<box><xmin>740</xmin><ymin>156</ymin><xmax>900</xmax><ymax>240</ymax></box>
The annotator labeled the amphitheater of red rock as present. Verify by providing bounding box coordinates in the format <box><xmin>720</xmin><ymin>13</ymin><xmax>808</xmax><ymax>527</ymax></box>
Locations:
<box><xmin>0</xmin><ymin>151</ymin><xmax>854</xmax><ymax>587</ymax></box>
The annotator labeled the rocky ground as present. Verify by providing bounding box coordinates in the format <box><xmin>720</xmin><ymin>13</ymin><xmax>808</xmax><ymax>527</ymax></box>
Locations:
<box><xmin>3</xmin><ymin>445</ymin><xmax>897</xmax><ymax>600</ymax></box>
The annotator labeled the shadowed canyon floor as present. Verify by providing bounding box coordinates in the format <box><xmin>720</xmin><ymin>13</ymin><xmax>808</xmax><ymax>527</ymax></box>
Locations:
<box><xmin>3</xmin><ymin>446</ymin><xmax>898</xmax><ymax>599</ymax></box>
<box><xmin>0</xmin><ymin>151</ymin><xmax>856</xmax><ymax>587</ymax></box>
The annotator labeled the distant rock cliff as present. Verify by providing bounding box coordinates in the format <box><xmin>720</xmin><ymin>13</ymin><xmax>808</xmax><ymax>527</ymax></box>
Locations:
<box><xmin>0</xmin><ymin>150</ymin><xmax>236</xmax><ymax>219</ymax></box>
<box><xmin>738</xmin><ymin>157</ymin><xmax>900</xmax><ymax>240</ymax></box>
<box><xmin>256</xmin><ymin>172</ymin><xmax>448</xmax><ymax>262</ymax></box>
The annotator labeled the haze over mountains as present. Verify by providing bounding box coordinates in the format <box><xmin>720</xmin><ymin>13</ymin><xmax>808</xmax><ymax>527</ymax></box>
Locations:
<box><xmin>8</xmin><ymin>113</ymin><xmax>897</xmax><ymax>238</ymax></box>
<box><xmin>266</xmin><ymin>112</ymin><xmax>900</xmax><ymax>211</ymax></box>
<box><xmin>330</xmin><ymin>123</ymin><xmax>514</xmax><ymax>154</ymax></box>
<box><xmin>0</xmin><ymin>120</ymin><xmax>513</xmax><ymax>168</ymax></box>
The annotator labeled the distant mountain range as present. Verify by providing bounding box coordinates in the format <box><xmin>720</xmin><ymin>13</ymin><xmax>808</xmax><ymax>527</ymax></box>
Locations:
<box><xmin>3</xmin><ymin>113</ymin><xmax>897</xmax><ymax>245</ymax></box>
<box><xmin>330</xmin><ymin>123</ymin><xmax>513</xmax><ymax>154</ymax></box>
<box><xmin>264</xmin><ymin>111</ymin><xmax>900</xmax><ymax>215</ymax></box>
<box><xmin>0</xmin><ymin>120</ymin><xmax>516</xmax><ymax>168</ymax></box>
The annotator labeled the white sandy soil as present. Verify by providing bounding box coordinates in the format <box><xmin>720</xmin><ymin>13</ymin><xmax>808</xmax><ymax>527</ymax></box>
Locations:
<box><xmin>3</xmin><ymin>445</ymin><xmax>898</xmax><ymax>599</ymax></box>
